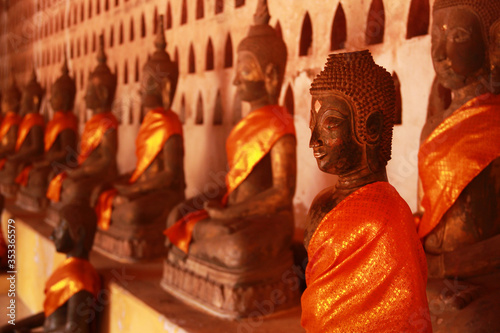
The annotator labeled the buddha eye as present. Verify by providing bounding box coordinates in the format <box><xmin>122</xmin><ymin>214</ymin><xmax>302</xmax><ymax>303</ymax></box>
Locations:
<box><xmin>322</xmin><ymin>116</ymin><xmax>344</xmax><ymax>130</ymax></box>
<box><xmin>449</xmin><ymin>28</ymin><xmax>471</xmax><ymax>43</ymax></box>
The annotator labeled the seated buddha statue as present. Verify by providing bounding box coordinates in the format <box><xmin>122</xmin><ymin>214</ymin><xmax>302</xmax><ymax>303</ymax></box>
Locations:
<box><xmin>0</xmin><ymin>204</ymin><xmax>101</xmax><ymax>333</ymax></box>
<box><xmin>416</xmin><ymin>1</ymin><xmax>500</xmax><ymax>332</ymax></box>
<box><xmin>0</xmin><ymin>70</ymin><xmax>44</xmax><ymax>198</ymax></box>
<box><xmin>16</xmin><ymin>57</ymin><xmax>78</xmax><ymax>211</ymax></box>
<box><xmin>0</xmin><ymin>77</ymin><xmax>22</xmax><ymax>190</ymax></box>
<box><xmin>92</xmin><ymin>16</ymin><xmax>185</xmax><ymax>261</ymax></box>
<box><xmin>46</xmin><ymin>35</ymin><xmax>118</xmax><ymax>215</ymax></box>
<box><xmin>301</xmin><ymin>51</ymin><xmax>431</xmax><ymax>332</ymax></box>
<box><xmin>162</xmin><ymin>0</ymin><xmax>299</xmax><ymax>318</ymax></box>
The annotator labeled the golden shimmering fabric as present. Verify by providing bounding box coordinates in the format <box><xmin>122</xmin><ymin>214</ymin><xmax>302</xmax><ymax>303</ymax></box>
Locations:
<box><xmin>417</xmin><ymin>93</ymin><xmax>500</xmax><ymax>238</ymax></box>
<box><xmin>301</xmin><ymin>182</ymin><xmax>431</xmax><ymax>333</ymax></box>
<box><xmin>44</xmin><ymin>257</ymin><xmax>100</xmax><ymax>317</ymax></box>
<box><xmin>165</xmin><ymin>105</ymin><xmax>295</xmax><ymax>253</ymax></box>
<box><xmin>15</xmin><ymin>165</ymin><xmax>33</xmax><ymax>186</ymax></box>
<box><xmin>44</xmin><ymin>111</ymin><xmax>78</xmax><ymax>152</ymax></box>
<box><xmin>46</xmin><ymin>112</ymin><xmax>118</xmax><ymax>203</ymax></box>
<box><xmin>15</xmin><ymin>113</ymin><xmax>44</xmax><ymax>151</ymax></box>
<box><xmin>95</xmin><ymin>108</ymin><xmax>182</xmax><ymax>230</ymax></box>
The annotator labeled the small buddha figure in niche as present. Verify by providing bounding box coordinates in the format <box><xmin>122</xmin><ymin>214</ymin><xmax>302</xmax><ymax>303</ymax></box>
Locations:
<box><xmin>163</xmin><ymin>0</ymin><xmax>299</xmax><ymax>318</ymax></box>
<box><xmin>301</xmin><ymin>51</ymin><xmax>430</xmax><ymax>332</ymax></box>
<box><xmin>0</xmin><ymin>76</ymin><xmax>22</xmax><ymax>163</ymax></box>
<box><xmin>0</xmin><ymin>204</ymin><xmax>101</xmax><ymax>333</ymax></box>
<box><xmin>46</xmin><ymin>35</ymin><xmax>118</xmax><ymax>209</ymax></box>
<box><xmin>92</xmin><ymin>16</ymin><xmax>185</xmax><ymax>261</ymax></box>
<box><xmin>16</xmin><ymin>56</ymin><xmax>78</xmax><ymax>211</ymax></box>
<box><xmin>0</xmin><ymin>69</ymin><xmax>45</xmax><ymax>197</ymax></box>
<box><xmin>416</xmin><ymin>0</ymin><xmax>500</xmax><ymax>331</ymax></box>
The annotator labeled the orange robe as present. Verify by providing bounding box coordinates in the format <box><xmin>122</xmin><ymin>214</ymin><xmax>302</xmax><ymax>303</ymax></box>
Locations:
<box><xmin>44</xmin><ymin>257</ymin><xmax>100</xmax><ymax>317</ymax></box>
<box><xmin>15</xmin><ymin>111</ymin><xmax>77</xmax><ymax>187</ymax></box>
<box><xmin>417</xmin><ymin>93</ymin><xmax>500</xmax><ymax>238</ymax></box>
<box><xmin>0</xmin><ymin>112</ymin><xmax>22</xmax><ymax>170</ymax></box>
<box><xmin>165</xmin><ymin>105</ymin><xmax>295</xmax><ymax>253</ymax></box>
<box><xmin>95</xmin><ymin>108</ymin><xmax>183</xmax><ymax>230</ymax></box>
<box><xmin>46</xmin><ymin>112</ymin><xmax>118</xmax><ymax>203</ymax></box>
<box><xmin>301</xmin><ymin>182</ymin><xmax>431</xmax><ymax>333</ymax></box>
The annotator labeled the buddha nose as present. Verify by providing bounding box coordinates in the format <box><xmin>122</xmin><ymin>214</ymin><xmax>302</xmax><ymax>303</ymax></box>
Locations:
<box><xmin>432</xmin><ymin>40</ymin><xmax>447</xmax><ymax>62</ymax></box>
<box><xmin>309</xmin><ymin>129</ymin><xmax>321</xmax><ymax>148</ymax></box>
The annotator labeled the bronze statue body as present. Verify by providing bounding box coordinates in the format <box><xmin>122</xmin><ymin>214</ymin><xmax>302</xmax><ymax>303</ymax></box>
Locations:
<box><xmin>16</xmin><ymin>58</ymin><xmax>78</xmax><ymax>212</ymax></box>
<box><xmin>0</xmin><ymin>72</ymin><xmax>44</xmax><ymax>198</ymax></box>
<box><xmin>0</xmin><ymin>204</ymin><xmax>100</xmax><ymax>333</ymax></box>
<box><xmin>417</xmin><ymin>1</ymin><xmax>500</xmax><ymax>332</ymax></box>
<box><xmin>45</xmin><ymin>35</ymin><xmax>118</xmax><ymax>227</ymax></box>
<box><xmin>92</xmin><ymin>16</ymin><xmax>185</xmax><ymax>261</ymax></box>
<box><xmin>162</xmin><ymin>0</ymin><xmax>300</xmax><ymax>318</ymax></box>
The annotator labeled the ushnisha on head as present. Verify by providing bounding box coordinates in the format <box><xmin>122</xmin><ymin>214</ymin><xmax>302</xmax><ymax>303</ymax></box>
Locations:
<box><xmin>431</xmin><ymin>0</ymin><xmax>500</xmax><ymax>90</ymax></box>
<box><xmin>85</xmin><ymin>34</ymin><xmax>117</xmax><ymax>111</ymax></box>
<box><xmin>141</xmin><ymin>15</ymin><xmax>179</xmax><ymax>111</ymax></box>
<box><xmin>1</xmin><ymin>74</ymin><xmax>21</xmax><ymax>114</ymax></box>
<box><xmin>51</xmin><ymin>54</ymin><xmax>77</xmax><ymax>112</ymax></box>
<box><xmin>234</xmin><ymin>0</ymin><xmax>287</xmax><ymax>105</ymax></box>
<box><xmin>52</xmin><ymin>204</ymin><xmax>97</xmax><ymax>258</ymax></box>
<box><xmin>309</xmin><ymin>51</ymin><xmax>395</xmax><ymax>175</ymax></box>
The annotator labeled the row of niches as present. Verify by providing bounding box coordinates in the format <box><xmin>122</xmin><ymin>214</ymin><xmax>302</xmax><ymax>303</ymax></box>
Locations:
<box><xmin>7</xmin><ymin>0</ymin><xmax>431</xmax><ymax>68</ymax></box>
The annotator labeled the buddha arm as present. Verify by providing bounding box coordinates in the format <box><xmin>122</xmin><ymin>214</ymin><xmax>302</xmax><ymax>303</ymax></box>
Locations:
<box><xmin>44</xmin><ymin>129</ymin><xmax>77</xmax><ymax>165</ymax></box>
<box><xmin>57</xmin><ymin>290</ymin><xmax>94</xmax><ymax>333</ymax></box>
<box><xmin>8</xmin><ymin>126</ymin><xmax>44</xmax><ymax>162</ymax></box>
<box><xmin>118</xmin><ymin>135</ymin><xmax>183</xmax><ymax>196</ymax></box>
<box><xmin>207</xmin><ymin>134</ymin><xmax>296</xmax><ymax>219</ymax></box>
<box><xmin>67</xmin><ymin>129</ymin><xmax>117</xmax><ymax>180</ymax></box>
<box><xmin>0</xmin><ymin>126</ymin><xmax>18</xmax><ymax>158</ymax></box>
<box><xmin>0</xmin><ymin>312</ymin><xmax>44</xmax><ymax>332</ymax></box>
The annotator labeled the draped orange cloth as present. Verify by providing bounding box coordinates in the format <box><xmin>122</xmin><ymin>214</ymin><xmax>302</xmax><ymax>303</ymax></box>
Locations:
<box><xmin>15</xmin><ymin>165</ymin><xmax>33</xmax><ymax>186</ymax></box>
<box><xmin>165</xmin><ymin>105</ymin><xmax>295</xmax><ymax>253</ymax></box>
<box><xmin>46</xmin><ymin>112</ymin><xmax>118</xmax><ymax>203</ymax></box>
<box><xmin>15</xmin><ymin>113</ymin><xmax>45</xmax><ymax>151</ymax></box>
<box><xmin>417</xmin><ymin>93</ymin><xmax>500</xmax><ymax>238</ymax></box>
<box><xmin>95</xmin><ymin>108</ymin><xmax>183</xmax><ymax>230</ymax></box>
<box><xmin>0</xmin><ymin>112</ymin><xmax>22</xmax><ymax>170</ymax></box>
<box><xmin>44</xmin><ymin>257</ymin><xmax>100</xmax><ymax>317</ymax></box>
<box><xmin>301</xmin><ymin>182</ymin><xmax>431</xmax><ymax>333</ymax></box>
<box><xmin>44</xmin><ymin>111</ymin><xmax>78</xmax><ymax>152</ymax></box>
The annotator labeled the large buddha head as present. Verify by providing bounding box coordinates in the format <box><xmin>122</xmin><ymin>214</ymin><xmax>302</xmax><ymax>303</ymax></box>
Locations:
<box><xmin>234</xmin><ymin>0</ymin><xmax>287</xmax><ymax>105</ymax></box>
<box><xmin>309</xmin><ymin>51</ymin><xmax>395</xmax><ymax>176</ymax></box>
<box><xmin>21</xmin><ymin>69</ymin><xmax>44</xmax><ymax>116</ymax></box>
<box><xmin>1</xmin><ymin>75</ymin><xmax>21</xmax><ymax>115</ymax></box>
<box><xmin>85</xmin><ymin>35</ymin><xmax>117</xmax><ymax>112</ymax></box>
<box><xmin>52</xmin><ymin>204</ymin><xmax>97</xmax><ymax>257</ymax></box>
<box><xmin>431</xmin><ymin>0</ymin><xmax>500</xmax><ymax>91</ymax></box>
<box><xmin>51</xmin><ymin>54</ymin><xmax>76</xmax><ymax>112</ymax></box>
<box><xmin>140</xmin><ymin>15</ymin><xmax>178</xmax><ymax>111</ymax></box>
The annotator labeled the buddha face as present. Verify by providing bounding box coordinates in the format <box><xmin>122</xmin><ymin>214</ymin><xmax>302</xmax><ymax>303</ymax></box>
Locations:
<box><xmin>309</xmin><ymin>92</ymin><xmax>364</xmax><ymax>175</ymax></box>
<box><xmin>51</xmin><ymin>219</ymin><xmax>75</xmax><ymax>254</ymax></box>
<box><xmin>1</xmin><ymin>96</ymin><xmax>17</xmax><ymax>115</ymax></box>
<box><xmin>233</xmin><ymin>51</ymin><xmax>268</xmax><ymax>102</ymax></box>
<box><xmin>431</xmin><ymin>7</ymin><xmax>486</xmax><ymax>90</ymax></box>
<box><xmin>20</xmin><ymin>93</ymin><xmax>37</xmax><ymax>116</ymax></box>
<box><xmin>50</xmin><ymin>88</ymin><xmax>64</xmax><ymax>112</ymax></box>
<box><xmin>85</xmin><ymin>77</ymin><xmax>108</xmax><ymax>112</ymax></box>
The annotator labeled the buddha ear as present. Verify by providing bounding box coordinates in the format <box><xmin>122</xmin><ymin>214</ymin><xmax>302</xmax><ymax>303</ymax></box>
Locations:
<box><xmin>264</xmin><ymin>63</ymin><xmax>279</xmax><ymax>104</ymax></box>
<box><xmin>365</xmin><ymin>111</ymin><xmax>383</xmax><ymax>144</ymax></box>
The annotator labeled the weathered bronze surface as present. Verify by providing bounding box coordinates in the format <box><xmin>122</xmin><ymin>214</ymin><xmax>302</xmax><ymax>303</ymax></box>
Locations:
<box><xmin>0</xmin><ymin>70</ymin><xmax>44</xmax><ymax>198</ymax></box>
<box><xmin>17</xmin><ymin>56</ymin><xmax>78</xmax><ymax>211</ymax></box>
<box><xmin>418</xmin><ymin>1</ymin><xmax>500</xmax><ymax>331</ymax></box>
<box><xmin>93</xmin><ymin>17</ymin><xmax>185</xmax><ymax>261</ymax></box>
<box><xmin>0</xmin><ymin>204</ymin><xmax>99</xmax><ymax>333</ymax></box>
<box><xmin>162</xmin><ymin>0</ymin><xmax>300</xmax><ymax>318</ymax></box>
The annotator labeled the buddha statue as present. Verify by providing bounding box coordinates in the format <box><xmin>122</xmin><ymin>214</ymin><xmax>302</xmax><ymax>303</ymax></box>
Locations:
<box><xmin>0</xmin><ymin>69</ymin><xmax>44</xmax><ymax>198</ymax></box>
<box><xmin>0</xmin><ymin>204</ymin><xmax>101</xmax><ymax>333</ymax></box>
<box><xmin>45</xmin><ymin>35</ymin><xmax>118</xmax><ymax>223</ymax></box>
<box><xmin>16</xmin><ymin>56</ymin><xmax>78</xmax><ymax>212</ymax></box>
<box><xmin>162</xmin><ymin>0</ymin><xmax>299</xmax><ymax>318</ymax></box>
<box><xmin>0</xmin><ymin>76</ymin><xmax>22</xmax><ymax>191</ymax></box>
<box><xmin>301</xmin><ymin>51</ymin><xmax>430</xmax><ymax>332</ymax></box>
<box><xmin>92</xmin><ymin>16</ymin><xmax>185</xmax><ymax>261</ymax></box>
<box><xmin>416</xmin><ymin>1</ymin><xmax>500</xmax><ymax>332</ymax></box>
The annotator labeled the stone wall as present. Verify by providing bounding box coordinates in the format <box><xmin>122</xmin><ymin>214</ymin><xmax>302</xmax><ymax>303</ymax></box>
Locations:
<box><xmin>0</xmin><ymin>0</ymin><xmax>434</xmax><ymax>236</ymax></box>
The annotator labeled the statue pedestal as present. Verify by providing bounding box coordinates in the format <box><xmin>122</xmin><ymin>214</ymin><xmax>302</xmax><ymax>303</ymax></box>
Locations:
<box><xmin>0</xmin><ymin>183</ymin><xmax>18</xmax><ymax>199</ymax></box>
<box><xmin>15</xmin><ymin>188</ymin><xmax>49</xmax><ymax>212</ymax></box>
<box><xmin>94</xmin><ymin>217</ymin><xmax>167</xmax><ymax>262</ymax></box>
<box><xmin>161</xmin><ymin>247</ymin><xmax>301</xmax><ymax>319</ymax></box>
<box><xmin>1</xmin><ymin>203</ymin><xmax>305</xmax><ymax>332</ymax></box>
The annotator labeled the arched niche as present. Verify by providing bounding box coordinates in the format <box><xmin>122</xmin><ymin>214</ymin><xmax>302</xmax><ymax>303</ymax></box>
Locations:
<box><xmin>284</xmin><ymin>84</ymin><xmax>294</xmax><ymax>116</ymax></box>
<box><xmin>299</xmin><ymin>12</ymin><xmax>313</xmax><ymax>56</ymax></box>
<box><xmin>206</xmin><ymin>38</ymin><xmax>214</xmax><ymax>71</ymax></box>
<box><xmin>331</xmin><ymin>2</ymin><xmax>347</xmax><ymax>51</ymax></box>
<box><xmin>406</xmin><ymin>0</ymin><xmax>429</xmax><ymax>39</ymax></box>
<box><xmin>365</xmin><ymin>0</ymin><xmax>385</xmax><ymax>45</ymax></box>
<box><xmin>195</xmin><ymin>93</ymin><xmax>204</xmax><ymax>125</ymax></box>
<box><xmin>224</xmin><ymin>33</ymin><xmax>233</xmax><ymax>68</ymax></box>
<box><xmin>189</xmin><ymin>44</ymin><xmax>196</xmax><ymax>73</ymax></box>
